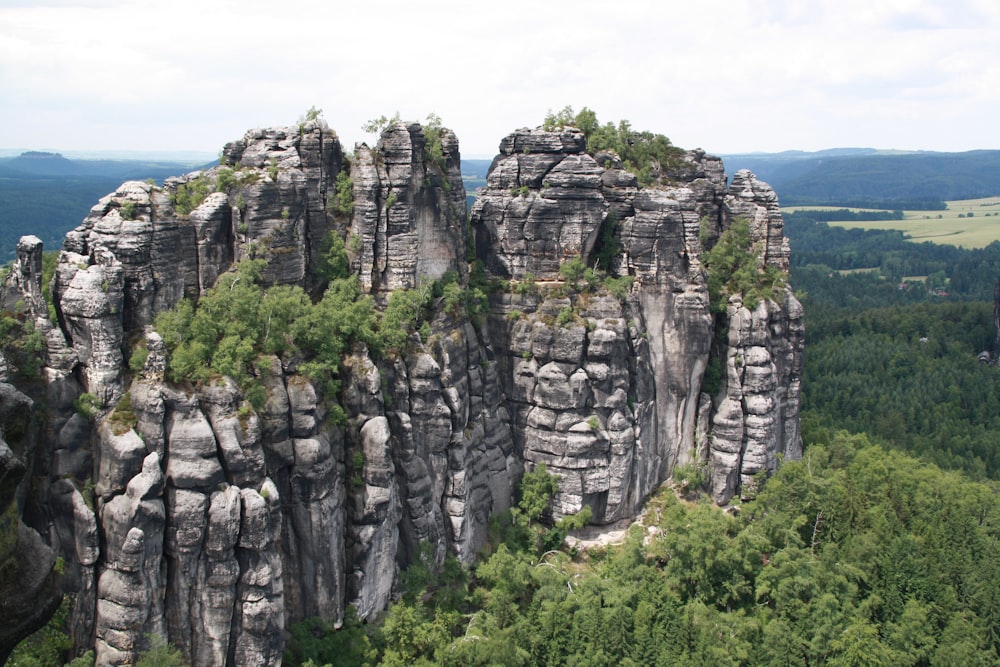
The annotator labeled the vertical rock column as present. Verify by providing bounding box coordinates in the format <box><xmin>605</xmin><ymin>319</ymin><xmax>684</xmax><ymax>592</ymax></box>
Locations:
<box><xmin>94</xmin><ymin>453</ymin><xmax>166</xmax><ymax>666</ymax></box>
<box><xmin>230</xmin><ymin>480</ymin><xmax>284</xmax><ymax>666</ymax></box>
<box><xmin>350</xmin><ymin>121</ymin><xmax>467</xmax><ymax>296</ymax></box>
<box><xmin>55</xmin><ymin>248</ymin><xmax>125</xmax><ymax>405</ymax></box>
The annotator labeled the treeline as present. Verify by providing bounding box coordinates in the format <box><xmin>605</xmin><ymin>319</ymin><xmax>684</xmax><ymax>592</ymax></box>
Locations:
<box><xmin>283</xmin><ymin>430</ymin><xmax>1000</xmax><ymax>667</ymax></box>
<box><xmin>783</xmin><ymin>197</ymin><xmax>948</xmax><ymax>210</ymax></box>
<box><xmin>786</xmin><ymin>218</ymin><xmax>1000</xmax><ymax>296</ymax></box>
<box><xmin>763</xmin><ymin>150</ymin><xmax>1000</xmax><ymax>205</ymax></box>
<box><xmin>783</xmin><ymin>209</ymin><xmax>904</xmax><ymax>224</ymax></box>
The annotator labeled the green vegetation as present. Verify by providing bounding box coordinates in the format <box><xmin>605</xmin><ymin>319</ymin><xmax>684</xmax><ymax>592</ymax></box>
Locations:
<box><xmin>0</xmin><ymin>305</ymin><xmax>46</xmax><ymax>381</ymax></box>
<box><xmin>7</xmin><ymin>598</ymin><xmax>96</xmax><ymax>667</ymax></box>
<box><xmin>284</xmin><ymin>609</ymin><xmax>376</xmax><ymax>667</ymax></box>
<box><xmin>170</xmin><ymin>173</ymin><xmax>213</xmax><ymax>216</ymax></box>
<box><xmin>73</xmin><ymin>392</ymin><xmax>101</xmax><ymax>420</ymax></box>
<box><xmin>377</xmin><ymin>283</ymin><xmax>433</xmax><ymax>353</ymax></box>
<box><xmin>108</xmin><ymin>392</ymin><xmax>137</xmax><ymax>436</ymax></box>
<box><xmin>783</xmin><ymin>208</ymin><xmax>905</xmax><ymax>224</ymax></box>
<box><xmin>803</xmin><ymin>301</ymin><xmax>1000</xmax><ymax>479</ymax></box>
<box><xmin>786</xmin><ymin>199</ymin><xmax>1000</xmax><ymax>481</ymax></box>
<box><xmin>119</xmin><ymin>200</ymin><xmax>136</xmax><ymax>220</ymax></box>
<box><xmin>152</xmin><ymin>236</ymin><xmax>488</xmax><ymax>413</ymax></box>
<box><xmin>554</xmin><ymin>257</ymin><xmax>633</xmax><ymax>302</ymax></box>
<box><xmin>331</xmin><ymin>170</ymin><xmax>354</xmax><ymax>217</ymax></box>
<box><xmin>128</xmin><ymin>337</ymin><xmax>148</xmax><ymax>373</ymax></box>
<box><xmin>154</xmin><ymin>243</ymin><xmax>377</xmax><ymax>408</ymax></box>
<box><xmin>215</xmin><ymin>166</ymin><xmax>260</xmax><ymax>194</ymax></box>
<box><xmin>317</xmin><ymin>232</ymin><xmax>350</xmax><ymax>283</ymax></box>
<box><xmin>422</xmin><ymin>113</ymin><xmax>447</xmax><ymax>173</ymax></box>
<box><xmin>701</xmin><ymin>218</ymin><xmax>787</xmax><ymax>312</ymax></box>
<box><xmin>543</xmin><ymin>106</ymin><xmax>684</xmax><ymax>186</ymax></box>
<box><xmin>283</xmin><ymin>429</ymin><xmax>1000</xmax><ymax>666</ymax></box>
<box><xmin>298</xmin><ymin>106</ymin><xmax>323</xmax><ymax>133</ymax></box>
<box><xmin>437</xmin><ymin>270</ymin><xmax>488</xmax><ymax>325</ymax></box>
<box><xmin>362</xmin><ymin>112</ymin><xmax>401</xmax><ymax>136</ymax></box>
<box><xmin>671</xmin><ymin>461</ymin><xmax>707</xmax><ymax>498</ymax></box>
<box><xmin>135</xmin><ymin>635</ymin><xmax>186</xmax><ymax>667</ymax></box>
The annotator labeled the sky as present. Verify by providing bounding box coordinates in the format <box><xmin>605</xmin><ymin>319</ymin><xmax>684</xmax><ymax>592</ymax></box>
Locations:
<box><xmin>1</xmin><ymin>0</ymin><xmax>997</xmax><ymax>159</ymax></box>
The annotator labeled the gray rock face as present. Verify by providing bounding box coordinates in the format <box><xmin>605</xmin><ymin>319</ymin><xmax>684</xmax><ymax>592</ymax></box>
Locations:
<box><xmin>1</xmin><ymin>235</ymin><xmax>48</xmax><ymax>318</ymax></box>
<box><xmin>350</xmin><ymin>122</ymin><xmax>468</xmax><ymax>296</ymax></box>
<box><xmin>0</xmin><ymin>119</ymin><xmax>802</xmax><ymax>665</ymax></box>
<box><xmin>0</xmin><ymin>382</ymin><xmax>63</xmax><ymax>664</ymax></box>
<box><xmin>474</xmin><ymin>127</ymin><xmax>801</xmax><ymax>513</ymax></box>
<box><xmin>59</xmin><ymin>121</ymin><xmax>345</xmax><ymax>337</ymax></box>
<box><xmin>471</xmin><ymin>127</ymin><xmax>606</xmax><ymax>279</ymax></box>
<box><xmin>709</xmin><ymin>294</ymin><xmax>804</xmax><ymax>502</ymax></box>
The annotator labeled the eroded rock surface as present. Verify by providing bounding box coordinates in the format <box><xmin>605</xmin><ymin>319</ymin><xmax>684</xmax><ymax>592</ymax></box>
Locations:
<box><xmin>0</xmin><ymin>119</ymin><xmax>801</xmax><ymax>665</ymax></box>
<box><xmin>350</xmin><ymin>122</ymin><xmax>468</xmax><ymax>296</ymax></box>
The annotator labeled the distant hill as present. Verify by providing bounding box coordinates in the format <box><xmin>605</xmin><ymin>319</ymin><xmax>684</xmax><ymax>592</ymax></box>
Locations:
<box><xmin>0</xmin><ymin>152</ymin><xmax>210</xmax><ymax>262</ymax></box>
<box><xmin>721</xmin><ymin>148</ymin><xmax>1000</xmax><ymax>207</ymax></box>
<box><xmin>461</xmin><ymin>158</ymin><xmax>493</xmax><ymax>210</ymax></box>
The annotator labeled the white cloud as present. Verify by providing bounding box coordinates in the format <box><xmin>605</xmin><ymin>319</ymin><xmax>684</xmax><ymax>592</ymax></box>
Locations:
<box><xmin>0</xmin><ymin>0</ymin><xmax>996</xmax><ymax>155</ymax></box>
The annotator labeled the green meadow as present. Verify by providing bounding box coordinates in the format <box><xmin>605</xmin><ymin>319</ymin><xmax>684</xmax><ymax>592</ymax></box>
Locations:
<box><xmin>783</xmin><ymin>196</ymin><xmax>1000</xmax><ymax>248</ymax></box>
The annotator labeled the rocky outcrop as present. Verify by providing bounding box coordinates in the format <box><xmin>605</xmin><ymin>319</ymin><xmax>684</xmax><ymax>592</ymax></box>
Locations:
<box><xmin>475</xmin><ymin>128</ymin><xmax>801</xmax><ymax>509</ymax></box>
<box><xmin>472</xmin><ymin>128</ymin><xmax>606</xmax><ymax>280</ymax></box>
<box><xmin>0</xmin><ymin>117</ymin><xmax>801</xmax><ymax>665</ymax></box>
<box><xmin>350</xmin><ymin>122</ymin><xmax>468</xmax><ymax>296</ymax></box>
<box><xmin>0</xmin><ymin>381</ymin><xmax>63</xmax><ymax>664</ymax></box>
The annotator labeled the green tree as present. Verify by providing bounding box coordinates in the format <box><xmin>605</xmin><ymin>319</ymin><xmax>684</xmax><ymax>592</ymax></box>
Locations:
<box><xmin>543</xmin><ymin>106</ymin><xmax>683</xmax><ymax>185</ymax></box>
<box><xmin>330</xmin><ymin>171</ymin><xmax>354</xmax><ymax>218</ymax></box>
<box><xmin>361</xmin><ymin>112</ymin><xmax>401</xmax><ymax>135</ymax></box>
<box><xmin>135</xmin><ymin>635</ymin><xmax>186</xmax><ymax>667</ymax></box>
<box><xmin>284</xmin><ymin>609</ymin><xmax>375</xmax><ymax>667</ymax></box>
<box><xmin>702</xmin><ymin>218</ymin><xmax>786</xmax><ymax>312</ymax></box>
<box><xmin>516</xmin><ymin>464</ymin><xmax>559</xmax><ymax>525</ymax></box>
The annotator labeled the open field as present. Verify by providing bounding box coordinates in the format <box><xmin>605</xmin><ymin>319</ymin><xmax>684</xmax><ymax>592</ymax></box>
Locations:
<box><xmin>783</xmin><ymin>196</ymin><xmax>1000</xmax><ymax>248</ymax></box>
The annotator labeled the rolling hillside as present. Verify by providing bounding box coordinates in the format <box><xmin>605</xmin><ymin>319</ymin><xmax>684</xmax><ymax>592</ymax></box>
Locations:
<box><xmin>722</xmin><ymin>148</ymin><xmax>1000</xmax><ymax>206</ymax></box>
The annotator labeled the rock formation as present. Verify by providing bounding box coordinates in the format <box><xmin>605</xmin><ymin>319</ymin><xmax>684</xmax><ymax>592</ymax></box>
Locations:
<box><xmin>0</xmin><ymin>117</ymin><xmax>801</xmax><ymax>665</ymax></box>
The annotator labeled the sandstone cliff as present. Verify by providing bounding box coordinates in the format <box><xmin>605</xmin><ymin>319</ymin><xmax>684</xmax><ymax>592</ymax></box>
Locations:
<box><xmin>0</xmin><ymin>118</ymin><xmax>801</xmax><ymax>665</ymax></box>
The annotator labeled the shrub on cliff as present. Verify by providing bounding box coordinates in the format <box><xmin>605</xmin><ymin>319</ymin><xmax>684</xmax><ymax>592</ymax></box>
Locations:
<box><xmin>543</xmin><ymin>106</ymin><xmax>684</xmax><ymax>186</ymax></box>
<box><xmin>0</xmin><ymin>308</ymin><xmax>45</xmax><ymax>381</ymax></box>
<box><xmin>701</xmin><ymin>218</ymin><xmax>787</xmax><ymax>312</ymax></box>
<box><xmin>154</xmin><ymin>242</ymin><xmax>378</xmax><ymax>406</ymax></box>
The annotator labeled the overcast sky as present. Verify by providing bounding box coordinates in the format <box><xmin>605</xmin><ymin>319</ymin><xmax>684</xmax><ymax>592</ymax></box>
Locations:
<box><xmin>1</xmin><ymin>0</ymin><xmax>997</xmax><ymax>159</ymax></box>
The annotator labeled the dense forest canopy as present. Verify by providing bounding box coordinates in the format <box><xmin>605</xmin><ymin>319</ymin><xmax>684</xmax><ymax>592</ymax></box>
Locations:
<box><xmin>274</xmin><ymin>430</ymin><xmax>1000</xmax><ymax>667</ymax></box>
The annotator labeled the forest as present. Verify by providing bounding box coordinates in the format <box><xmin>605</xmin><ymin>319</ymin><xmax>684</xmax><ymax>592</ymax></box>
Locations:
<box><xmin>274</xmin><ymin>429</ymin><xmax>1000</xmax><ymax>667</ymax></box>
